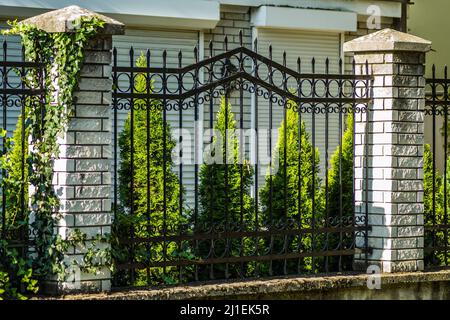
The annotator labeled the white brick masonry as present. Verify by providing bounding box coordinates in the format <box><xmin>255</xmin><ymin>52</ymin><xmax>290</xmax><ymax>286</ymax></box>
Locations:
<box><xmin>50</xmin><ymin>35</ymin><xmax>116</xmax><ymax>293</ymax></box>
<box><xmin>344</xmin><ymin>29</ymin><xmax>431</xmax><ymax>273</ymax></box>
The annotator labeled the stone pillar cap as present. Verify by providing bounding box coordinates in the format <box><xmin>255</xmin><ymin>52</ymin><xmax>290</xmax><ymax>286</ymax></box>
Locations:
<box><xmin>343</xmin><ymin>28</ymin><xmax>431</xmax><ymax>53</ymax></box>
<box><xmin>20</xmin><ymin>5</ymin><xmax>124</xmax><ymax>35</ymax></box>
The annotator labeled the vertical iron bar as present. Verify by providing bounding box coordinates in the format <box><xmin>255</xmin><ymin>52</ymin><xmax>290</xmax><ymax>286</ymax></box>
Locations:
<box><xmin>194</xmin><ymin>46</ymin><xmax>199</xmax><ymax>225</ymax></box>
<box><xmin>2</xmin><ymin>40</ymin><xmax>7</xmax><ymax>237</ymax></box>
<box><xmin>20</xmin><ymin>45</ymin><xmax>26</xmax><ymax>261</ymax></box>
<box><xmin>432</xmin><ymin>64</ymin><xmax>437</xmax><ymax>257</ymax></box>
<box><xmin>145</xmin><ymin>49</ymin><xmax>152</xmax><ymax>285</ymax></box>
<box><xmin>444</xmin><ymin>65</ymin><xmax>448</xmax><ymax>265</ymax></box>
<box><xmin>129</xmin><ymin>47</ymin><xmax>135</xmax><ymax>284</ymax></box>
<box><xmin>162</xmin><ymin>50</ymin><xmax>168</xmax><ymax>276</ymax></box>
<box><xmin>311</xmin><ymin>57</ymin><xmax>316</xmax><ymax>273</ymax></box>
<box><xmin>208</xmin><ymin>40</ymin><xmax>214</xmax><ymax>281</ymax></box>
<box><xmin>350</xmin><ymin>57</ymin><xmax>357</xmax><ymax>265</ymax></box>
<box><xmin>338</xmin><ymin>60</ymin><xmax>344</xmax><ymax>273</ymax></box>
<box><xmin>178</xmin><ymin>50</ymin><xmax>183</xmax><ymax>283</ymax></box>
<box><xmin>238</xmin><ymin>31</ymin><xmax>245</xmax><ymax>277</ymax></box>
<box><xmin>268</xmin><ymin>44</ymin><xmax>274</xmax><ymax>276</ymax></box>
<box><xmin>282</xmin><ymin>51</ymin><xmax>288</xmax><ymax>275</ymax></box>
<box><xmin>224</xmin><ymin>35</ymin><xmax>230</xmax><ymax>279</ymax></box>
<box><xmin>324</xmin><ymin>57</ymin><xmax>330</xmax><ymax>273</ymax></box>
<box><xmin>193</xmin><ymin>45</ymin><xmax>200</xmax><ymax>280</ymax></box>
<box><xmin>297</xmin><ymin>57</ymin><xmax>303</xmax><ymax>274</ymax></box>
<box><xmin>113</xmin><ymin>47</ymin><xmax>118</xmax><ymax>223</ymax></box>
<box><xmin>112</xmin><ymin>46</ymin><xmax>119</xmax><ymax>288</ymax></box>
<box><xmin>253</xmin><ymin>38</ymin><xmax>260</xmax><ymax>277</ymax></box>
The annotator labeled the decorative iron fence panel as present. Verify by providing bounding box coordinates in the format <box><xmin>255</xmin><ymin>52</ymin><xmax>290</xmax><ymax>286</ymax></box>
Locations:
<box><xmin>0</xmin><ymin>40</ymin><xmax>46</xmax><ymax>288</ymax></box>
<box><xmin>424</xmin><ymin>65</ymin><xmax>450</xmax><ymax>268</ymax></box>
<box><xmin>111</xmin><ymin>33</ymin><xmax>372</xmax><ymax>287</ymax></box>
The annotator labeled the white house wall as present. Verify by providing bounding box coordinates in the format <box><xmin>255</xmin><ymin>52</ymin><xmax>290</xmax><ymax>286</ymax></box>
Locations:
<box><xmin>0</xmin><ymin>0</ymin><xmax>220</xmax><ymax>29</ymax></box>
<box><xmin>251</xmin><ymin>6</ymin><xmax>357</xmax><ymax>33</ymax></box>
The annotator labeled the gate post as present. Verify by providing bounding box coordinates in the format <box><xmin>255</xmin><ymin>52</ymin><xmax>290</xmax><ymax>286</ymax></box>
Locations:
<box><xmin>344</xmin><ymin>29</ymin><xmax>431</xmax><ymax>272</ymax></box>
<box><xmin>22</xmin><ymin>6</ymin><xmax>124</xmax><ymax>293</ymax></box>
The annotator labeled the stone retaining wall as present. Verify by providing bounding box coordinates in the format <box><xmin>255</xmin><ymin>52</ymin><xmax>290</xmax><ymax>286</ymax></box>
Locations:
<box><xmin>40</xmin><ymin>270</ymin><xmax>450</xmax><ymax>300</ymax></box>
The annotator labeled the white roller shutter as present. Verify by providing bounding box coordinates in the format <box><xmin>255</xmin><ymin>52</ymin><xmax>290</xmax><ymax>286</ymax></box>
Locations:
<box><xmin>0</xmin><ymin>22</ymin><xmax>23</xmax><ymax>139</ymax></box>
<box><xmin>255</xmin><ymin>28</ymin><xmax>342</xmax><ymax>183</ymax></box>
<box><xmin>113</xmin><ymin>28</ymin><xmax>199</xmax><ymax>208</ymax></box>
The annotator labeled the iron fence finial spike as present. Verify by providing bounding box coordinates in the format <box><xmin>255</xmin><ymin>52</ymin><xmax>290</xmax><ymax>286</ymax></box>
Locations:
<box><xmin>194</xmin><ymin>45</ymin><xmax>198</xmax><ymax>62</ymax></box>
<box><xmin>163</xmin><ymin>49</ymin><xmax>167</xmax><ymax>66</ymax></box>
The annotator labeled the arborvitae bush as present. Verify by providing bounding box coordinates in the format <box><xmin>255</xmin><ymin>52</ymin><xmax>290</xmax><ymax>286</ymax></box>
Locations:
<box><xmin>0</xmin><ymin>114</ymin><xmax>37</xmax><ymax>299</ymax></box>
<box><xmin>113</xmin><ymin>53</ymin><xmax>187</xmax><ymax>286</ymax></box>
<box><xmin>197</xmin><ymin>96</ymin><xmax>254</xmax><ymax>279</ymax></box>
<box><xmin>325</xmin><ymin>112</ymin><xmax>354</xmax><ymax>271</ymax></box>
<box><xmin>259</xmin><ymin>106</ymin><xmax>324</xmax><ymax>274</ymax></box>
<box><xmin>423</xmin><ymin>143</ymin><xmax>449</xmax><ymax>266</ymax></box>
<box><xmin>437</xmin><ymin>159</ymin><xmax>450</xmax><ymax>265</ymax></box>
<box><xmin>1</xmin><ymin>114</ymin><xmax>29</xmax><ymax>237</ymax></box>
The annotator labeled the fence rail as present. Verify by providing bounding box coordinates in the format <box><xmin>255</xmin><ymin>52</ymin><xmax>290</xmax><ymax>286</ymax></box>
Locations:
<box><xmin>111</xmin><ymin>34</ymin><xmax>372</xmax><ymax>287</ymax></box>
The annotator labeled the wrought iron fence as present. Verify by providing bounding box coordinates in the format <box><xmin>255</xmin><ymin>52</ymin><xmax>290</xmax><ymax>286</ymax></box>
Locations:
<box><xmin>111</xmin><ymin>33</ymin><xmax>372</xmax><ymax>287</ymax></box>
<box><xmin>0</xmin><ymin>40</ymin><xmax>45</xmax><ymax>287</ymax></box>
<box><xmin>424</xmin><ymin>65</ymin><xmax>450</xmax><ymax>268</ymax></box>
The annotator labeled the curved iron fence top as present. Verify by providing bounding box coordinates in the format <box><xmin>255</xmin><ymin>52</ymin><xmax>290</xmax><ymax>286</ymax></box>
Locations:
<box><xmin>0</xmin><ymin>60</ymin><xmax>46</xmax><ymax>96</ymax></box>
<box><xmin>425</xmin><ymin>77</ymin><xmax>450</xmax><ymax>109</ymax></box>
<box><xmin>112</xmin><ymin>45</ymin><xmax>372</xmax><ymax>106</ymax></box>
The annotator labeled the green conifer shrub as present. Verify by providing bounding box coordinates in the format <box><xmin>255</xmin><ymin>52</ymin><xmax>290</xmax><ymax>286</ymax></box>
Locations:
<box><xmin>1</xmin><ymin>114</ymin><xmax>29</xmax><ymax>237</ymax></box>
<box><xmin>436</xmin><ymin>159</ymin><xmax>450</xmax><ymax>265</ymax></box>
<box><xmin>259</xmin><ymin>106</ymin><xmax>324</xmax><ymax>274</ymax></box>
<box><xmin>325</xmin><ymin>112</ymin><xmax>354</xmax><ymax>271</ymax></box>
<box><xmin>112</xmin><ymin>53</ymin><xmax>188</xmax><ymax>286</ymax></box>
<box><xmin>423</xmin><ymin>144</ymin><xmax>449</xmax><ymax>266</ymax></box>
<box><xmin>197</xmin><ymin>96</ymin><xmax>254</xmax><ymax>279</ymax></box>
<box><xmin>0</xmin><ymin>114</ymin><xmax>37</xmax><ymax>299</ymax></box>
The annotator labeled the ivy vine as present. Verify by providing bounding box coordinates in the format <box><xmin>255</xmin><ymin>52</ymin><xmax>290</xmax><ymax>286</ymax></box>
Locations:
<box><xmin>1</xmin><ymin>16</ymin><xmax>107</xmax><ymax>297</ymax></box>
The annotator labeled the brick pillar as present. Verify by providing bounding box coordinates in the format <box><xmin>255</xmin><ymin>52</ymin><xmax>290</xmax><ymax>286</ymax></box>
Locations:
<box><xmin>55</xmin><ymin>35</ymin><xmax>114</xmax><ymax>293</ymax></box>
<box><xmin>22</xmin><ymin>6</ymin><xmax>124</xmax><ymax>293</ymax></box>
<box><xmin>344</xmin><ymin>29</ymin><xmax>432</xmax><ymax>273</ymax></box>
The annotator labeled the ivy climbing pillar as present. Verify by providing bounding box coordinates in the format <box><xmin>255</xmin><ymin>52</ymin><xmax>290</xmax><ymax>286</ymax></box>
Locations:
<box><xmin>344</xmin><ymin>29</ymin><xmax>431</xmax><ymax>273</ymax></box>
<box><xmin>21</xmin><ymin>6</ymin><xmax>124</xmax><ymax>293</ymax></box>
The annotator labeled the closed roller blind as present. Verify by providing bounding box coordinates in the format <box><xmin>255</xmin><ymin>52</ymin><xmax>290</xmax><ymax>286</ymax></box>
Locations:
<box><xmin>0</xmin><ymin>22</ymin><xmax>23</xmax><ymax>139</ymax></box>
<box><xmin>113</xmin><ymin>28</ymin><xmax>199</xmax><ymax>209</ymax></box>
<box><xmin>255</xmin><ymin>28</ymin><xmax>342</xmax><ymax>184</ymax></box>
